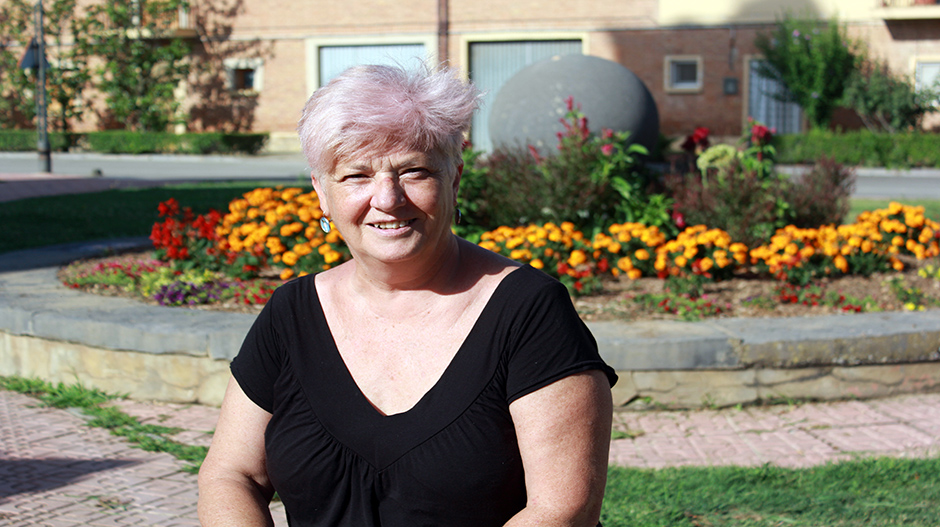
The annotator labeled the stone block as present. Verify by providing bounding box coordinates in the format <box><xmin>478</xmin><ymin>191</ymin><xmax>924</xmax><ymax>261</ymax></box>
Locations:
<box><xmin>632</xmin><ymin>369</ymin><xmax>758</xmax><ymax>408</ymax></box>
<box><xmin>589</xmin><ymin>320</ymin><xmax>737</xmax><ymax>370</ymax></box>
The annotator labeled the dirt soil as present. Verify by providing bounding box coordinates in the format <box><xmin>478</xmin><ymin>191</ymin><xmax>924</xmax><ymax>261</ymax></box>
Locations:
<box><xmin>59</xmin><ymin>250</ymin><xmax>940</xmax><ymax>322</ymax></box>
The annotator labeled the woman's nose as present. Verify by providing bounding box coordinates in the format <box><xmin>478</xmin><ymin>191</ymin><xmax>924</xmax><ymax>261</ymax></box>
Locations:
<box><xmin>371</xmin><ymin>175</ymin><xmax>406</xmax><ymax>210</ymax></box>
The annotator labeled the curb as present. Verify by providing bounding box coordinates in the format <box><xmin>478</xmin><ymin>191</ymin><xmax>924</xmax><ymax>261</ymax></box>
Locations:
<box><xmin>1</xmin><ymin>241</ymin><xmax>939</xmax><ymax>408</ymax></box>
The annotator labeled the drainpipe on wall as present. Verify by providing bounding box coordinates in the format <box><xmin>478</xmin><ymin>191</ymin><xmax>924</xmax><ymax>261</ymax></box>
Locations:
<box><xmin>438</xmin><ymin>0</ymin><xmax>448</xmax><ymax>65</ymax></box>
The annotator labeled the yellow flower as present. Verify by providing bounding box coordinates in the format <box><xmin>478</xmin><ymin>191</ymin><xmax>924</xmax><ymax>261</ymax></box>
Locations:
<box><xmin>567</xmin><ymin>250</ymin><xmax>587</xmax><ymax>267</ymax></box>
<box><xmin>617</xmin><ymin>257</ymin><xmax>634</xmax><ymax>272</ymax></box>
<box><xmin>834</xmin><ymin>255</ymin><xmax>848</xmax><ymax>273</ymax></box>
<box><xmin>530</xmin><ymin>259</ymin><xmax>544</xmax><ymax>270</ymax></box>
<box><xmin>675</xmin><ymin>256</ymin><xmax>688</xmax><ymax>268</ymax></box>
<box><xmin>700</xmin><ymin>257</ymin><xmax>714</xmax><ymax>272</ymax></box>
<box><xmin>635</xmin><ymin>249</ymin><xmax>650</xmax><ymax>261</ymax></box>
<box><xmin>282</xmin><ymin>251</ymin><xmax>298</xmax><ymax>266</ymax></box>
<box><xmin>627</xmin><ymin>269</ymin><xmax>642</xmax><ymax>280</ymax></box>
<box><xmin>325</xmin><ymin>250</ymin><xmax>343</xmax><ymax>264</ymax></box>
<box><xmin>280</xmin><ymin>268</ymin><xmax>294</xmax><ymax>280</ymax></box>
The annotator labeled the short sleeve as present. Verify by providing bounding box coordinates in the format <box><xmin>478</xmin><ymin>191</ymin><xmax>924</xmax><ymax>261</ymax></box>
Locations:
<box><xmin>503</xmin><ymin>272</ymin><xmax>617</xmax><ymax>403</ymax></box>
<box><xmin>230</xmin><ymin>287</ymin><xmax>288</xmax><ymax>413</ymax></box>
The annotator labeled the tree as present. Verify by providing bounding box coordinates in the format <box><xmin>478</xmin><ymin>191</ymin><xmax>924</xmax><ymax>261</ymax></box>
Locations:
<box><xmin>0</xmin><ymin>0</ymin><xmax>39</xmax><ymax>128</ymax></box>
<box><xmin>841</xmin><ymin>59</ymin><xmax>940</xmax><ymax>133</ymax></box>
<box><xmin>0</xmin><ymin>0</ymin><xmax>89</xmax><ymax>136</ymax></box>
<box><xmin>73</xmin><ymin>0</ymin><xmax>191</xmax><ymax>132</ymax></box>
<box><xmin>754</xmin><ymin>14</ymin><xmax>860</xmax><ymax>129</ymax></box>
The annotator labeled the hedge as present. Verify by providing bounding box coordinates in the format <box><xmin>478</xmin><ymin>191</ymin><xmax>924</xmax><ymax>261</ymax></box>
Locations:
<box><xmin>0</xmin><ymin>130</ymin><xmax>269</xmax><ymax>155</ymax></box>
<box><xmin>775</xmin><ymin>130</ymin><xmax>940</xmax><ymax>168</ymax></box>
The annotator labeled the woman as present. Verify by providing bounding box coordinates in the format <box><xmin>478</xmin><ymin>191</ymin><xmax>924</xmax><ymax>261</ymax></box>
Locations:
<box><xmin>198</xmin><ymin>64</ymin><xmax>617</xmax><ymax>526</ymax></box>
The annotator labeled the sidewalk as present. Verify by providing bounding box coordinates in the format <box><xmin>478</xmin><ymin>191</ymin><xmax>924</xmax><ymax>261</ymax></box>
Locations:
<box><xmin>1</xmin><ymin>389</ymin><xmax>937</xmax><ymax>526</ymax></box>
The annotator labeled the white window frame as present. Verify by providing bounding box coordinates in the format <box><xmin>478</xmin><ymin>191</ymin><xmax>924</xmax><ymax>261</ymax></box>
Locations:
<box><xmin>913</xmin><ymin>56</ymin><xmax>940</xmax><ymax>107</ymax></box>
<box><xmin>223</xmin><ymin>57</ymin><xmax>264</xmax><ymax>96</ymax></box>
<box><xmin>664</xmin><ymin>55</ymin><xmax>703</xmax><ymax>94</ymax></box>
<box><xmin>304</xmin><ymin>35</ymin><xmax>437</xmax><ymax>97</ymax></box>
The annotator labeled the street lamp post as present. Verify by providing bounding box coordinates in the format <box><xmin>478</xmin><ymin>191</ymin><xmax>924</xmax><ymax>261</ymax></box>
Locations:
<box><xmin>34</xmin><ymin>0</ymin><xmax>51</xmax><ymax>173</ymax></box>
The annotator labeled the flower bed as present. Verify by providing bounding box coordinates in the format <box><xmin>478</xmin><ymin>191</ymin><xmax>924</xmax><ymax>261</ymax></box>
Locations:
<box><xmin>59</xmin><ymin>184</ymin><xmax>940</xmax><ymax>322</ymax></box>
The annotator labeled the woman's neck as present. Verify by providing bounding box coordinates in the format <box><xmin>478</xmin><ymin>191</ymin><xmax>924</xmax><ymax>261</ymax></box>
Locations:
<box><xmin>347</xmin><ymin>234</ymin><xmax>465</xmax><ymax>296</ymax></box>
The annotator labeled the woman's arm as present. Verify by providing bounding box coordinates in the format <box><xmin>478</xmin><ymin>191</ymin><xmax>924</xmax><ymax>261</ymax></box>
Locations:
<box><xmin>505</xmin><ymin>370</ymin><xmax>613</xmax><ymax>527</ymax></box>
<box><xmin>198</xmin><ymin>375</ymin><xmax>276</xmax><ymax>526</ymax></box>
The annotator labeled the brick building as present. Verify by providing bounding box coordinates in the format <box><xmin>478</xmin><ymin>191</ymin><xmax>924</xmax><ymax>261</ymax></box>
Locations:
<box><xmin>45</xmin><ymin>0</ymin><xmax>940</xmax><ymax>150</ymax></box>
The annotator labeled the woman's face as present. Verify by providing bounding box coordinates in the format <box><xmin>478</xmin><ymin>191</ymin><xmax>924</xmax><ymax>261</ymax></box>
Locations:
<box><xmin>312</xmin><ymin>148</ymin><xmax>461</xmax><ymax>268</ymax></box>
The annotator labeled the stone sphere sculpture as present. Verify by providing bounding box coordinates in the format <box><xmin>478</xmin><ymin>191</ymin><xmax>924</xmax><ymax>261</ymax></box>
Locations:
<box><xmin>488</xmin><ymin>54</ymin><xmax>659</xmax><ymax>154</ymax></box>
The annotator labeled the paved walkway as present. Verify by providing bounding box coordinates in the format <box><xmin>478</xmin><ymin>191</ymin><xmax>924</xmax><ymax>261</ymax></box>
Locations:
<box><xmin>1</xmin><ymin>389</ymin><xmax>938</xmax><ymax>526</ymax></box>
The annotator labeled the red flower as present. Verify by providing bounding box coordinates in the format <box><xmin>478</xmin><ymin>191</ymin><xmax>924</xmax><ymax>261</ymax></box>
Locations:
<box><xmin>681</xmin><ymin>127</ymin><xmax>710</xmax><ymax>153</ymax></box>
<box><xmin>672</xmin><ymin>211</ymin><xmax>686</xmax><ymax>230</ymax></box>
<box><xmin>157</xmin><ymin>198</ymin><xmax>179</xmax><ymax>218</ymax></box>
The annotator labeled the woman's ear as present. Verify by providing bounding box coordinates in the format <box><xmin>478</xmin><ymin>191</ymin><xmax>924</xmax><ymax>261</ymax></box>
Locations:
<box><xmin>311</xmin><ymin>173</ymin><xmax>330</xmax><ymax>218</ymax></box>
<box><xmin>452</xmin><ymin>162</ymin><xmax>463</xmax><ymax>198</ymax></box>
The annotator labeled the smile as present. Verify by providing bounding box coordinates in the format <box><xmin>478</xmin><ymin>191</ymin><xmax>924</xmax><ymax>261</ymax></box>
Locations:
<box><xmin>370</xmin><ymin>219</ymin><xmax>415</xmax><ymax>230</ymax></box>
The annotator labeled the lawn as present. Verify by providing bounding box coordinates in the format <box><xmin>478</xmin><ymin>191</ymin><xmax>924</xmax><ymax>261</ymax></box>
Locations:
<box><xmin>0</xmin><ymin>181</ymin><xmax>295</xmax><ymax>253</ymax></box>
<box><xmin>601</xmin><ymin>458</ymin><xmax>940</xmax><ymax>526</ymax></box>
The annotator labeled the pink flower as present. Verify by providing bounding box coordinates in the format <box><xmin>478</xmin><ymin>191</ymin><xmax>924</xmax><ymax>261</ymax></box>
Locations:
<box><xmin>527</xmin><ymin>145</ymin><xmax>542</xmax><ymax>164</ymax></box>
<box><xmin>601</xmin><ymin>144</ymin><xmax>614</xmax><ymax>156</ymax></box>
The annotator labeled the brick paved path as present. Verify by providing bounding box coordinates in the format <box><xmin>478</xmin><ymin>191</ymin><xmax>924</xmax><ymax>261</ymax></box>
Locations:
<box><xmin>1</xmin><ymin>389</ymin><xmax>938</xmax><ymax>526</ymax></box>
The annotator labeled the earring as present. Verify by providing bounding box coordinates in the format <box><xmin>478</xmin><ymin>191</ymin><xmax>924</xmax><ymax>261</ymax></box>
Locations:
<box><xmin>455</xmin><ymin>208</ymin><xmax>462</xmax><ymax>225</ymax></box>
<box><xmin>320</xmin><ymin>217</ymin><xmax>331</xmax><ymax>234</ymax></box>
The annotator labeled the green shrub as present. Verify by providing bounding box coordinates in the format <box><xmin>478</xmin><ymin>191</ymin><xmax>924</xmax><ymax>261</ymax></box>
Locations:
<box><xmin>665</xmin><ymin>162</ymin><xmax>788</xmax><ymax>248</ymax></box>
<box><xmin>775</xmin><ymin>130</ymin><xmax>940</xmax><ymax>168</ymax></box>
<box><xmin>86</xmin><ymin>131</ymin><xmax>175</xmax><ymax>154</ymax></box>
<box><xmin>784</xmin><ymin>157</ymin><xmax>856</xmax><ymax>228</ymax></box>
<box><xmin>0</xmin><ymin>130</ymin><xmax>79</xmax><ymax>152</ymax></box>
<box><xmin>82</xmin><ymin>131</ymin><xmax>269</xmax><ymax>155</ymax></box>
<box><xmin>458</xmin><ymin>97</ymin><xmax>663</xmax><ymax>235</ymax></box>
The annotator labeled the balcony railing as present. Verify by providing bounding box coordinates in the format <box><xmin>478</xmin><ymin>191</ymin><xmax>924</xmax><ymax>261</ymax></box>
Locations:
<box><xmin>877</xmin><ymin>0</ymin><xmax>940</xmax><ymax>19</ymax></box>
<box><xmin>880</xmin><ymin>0</ymin><xmax>940</xmax><ymax>6</ymax></box>
<box><xmin>95</xmin><ymin>4</ymin><xmax>197</xmax><ymax>38</ymax></box>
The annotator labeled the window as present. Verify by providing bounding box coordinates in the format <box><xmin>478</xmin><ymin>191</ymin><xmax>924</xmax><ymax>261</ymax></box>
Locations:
<box><xmin>664</xmin><ymin>55</ymin><xmax>703</xmax><ymax>93</ymax></box>
<box><xmin>747</xmin><ymin>59</ymin><xmax>802</xmax><ymax>135</ymax></box>
<box><xmin>915</xmin><ymin>60</ymin><xmax>940</xmax><ymax>105</ymax></box>
<box><xmin>233</xmin><ymin>69</ymin><xmax>255</xmax><ymax>91</ymax></box>
<box><xmin>467</xmin><ymin>39</ymin><xmax>583</xmax><ymax>151</ymax></box>
<box><xmin>224</xmin><ymin>58</ymin><xmax>264</xmax><ymax>95</ymax></box>
<box><xmin>318</xmin><ymin>44</ymin><xmax>428</xmax><ymax>86</ymax></box>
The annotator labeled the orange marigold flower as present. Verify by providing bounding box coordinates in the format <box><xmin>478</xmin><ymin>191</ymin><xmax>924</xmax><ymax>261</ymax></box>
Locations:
<box><xmin>635</xmin><ymin>249</ymin><xmax>650</xmax><ymax>261</ymax></box>
<box><xmin>834</xmin><ymin>255</ymin><xmax>848</xmax><ymax>273</ymax></box>
<box><xmin>567</xmin><ymin>250</ymin><xmax>587</xmax><ymax>267</ymax></box>
<box><xmin>617</xmin><ymin>257</ymin><xmax>634</xmax><ymax>272</ymax></box>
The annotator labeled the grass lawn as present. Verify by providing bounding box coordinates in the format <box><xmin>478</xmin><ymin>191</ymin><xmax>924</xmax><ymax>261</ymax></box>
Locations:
<box><xmin>0</xmin><ymin>181</ymin><xmax>297</xmax><ymax>254</ymax></box>
<box><xmin>602</xmin><ymin>458</ymin><xmax>940</xmax><ymax>526</ymax></box>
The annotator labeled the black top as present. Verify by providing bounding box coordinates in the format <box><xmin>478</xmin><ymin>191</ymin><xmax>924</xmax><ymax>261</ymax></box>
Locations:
<box><xmin>231</xmin><ymin>265</ymin><xmax>617</xmax><ymax>527</ymax></box>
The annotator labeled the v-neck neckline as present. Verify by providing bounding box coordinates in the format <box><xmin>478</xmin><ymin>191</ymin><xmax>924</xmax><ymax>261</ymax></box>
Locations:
<box><xmin>292</xmin><ymin>265</ymin><xmax>530</xmax><ymax>469</ymax></box>
<box><xmin>323</xmin><ymin>265</ymin><xmax>527</xmax><ymax>419</ymax></box>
